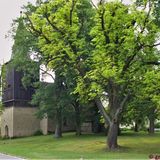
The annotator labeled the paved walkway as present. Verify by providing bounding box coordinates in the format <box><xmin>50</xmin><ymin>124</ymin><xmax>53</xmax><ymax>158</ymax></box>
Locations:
<box><xmin>0</xmin><ymin>153</ymin><xmax>25</xmax><ymax>160</ymax></box>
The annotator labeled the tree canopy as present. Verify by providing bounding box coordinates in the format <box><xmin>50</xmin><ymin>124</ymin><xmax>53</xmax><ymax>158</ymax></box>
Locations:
<box><xmin>9</xmin><ymin>0</ymin><xmax>160</xmax><ymax>150</ymax></box>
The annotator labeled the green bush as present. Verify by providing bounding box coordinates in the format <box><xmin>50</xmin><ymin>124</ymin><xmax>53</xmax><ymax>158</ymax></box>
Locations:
<box><xmin>34</xmin><ymin>130</ymin><xmax>43</xmax><ymax>136</ymax></box>
<box><xmin>155</xmin><ymin>122</ymin><xmax>160</xmax><ymax>128</ymax></box>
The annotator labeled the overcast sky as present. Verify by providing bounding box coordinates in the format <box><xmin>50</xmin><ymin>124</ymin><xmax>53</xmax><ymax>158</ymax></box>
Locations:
<box><xmin>0</xmin><ymin>0</ymin><xmax>35</xmax><ymax>64</ymax></box>
<box><xmin>0</xmin><ymin>0</ymin><xmax>131</xmax><ymax>64</ymax></box>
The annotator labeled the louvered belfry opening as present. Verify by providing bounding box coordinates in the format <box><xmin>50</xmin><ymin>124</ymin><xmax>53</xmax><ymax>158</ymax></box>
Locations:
<box><xmin>2</xmin><ymin>62</ymin><xmax>35</xmax><ymax>107</ymax></box>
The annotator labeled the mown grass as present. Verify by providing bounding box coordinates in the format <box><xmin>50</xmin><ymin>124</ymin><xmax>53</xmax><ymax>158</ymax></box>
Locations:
<box><xmin>0</xmin><ymin>132</ymin><xmax>159</xmax><ymax>159</ymax></box>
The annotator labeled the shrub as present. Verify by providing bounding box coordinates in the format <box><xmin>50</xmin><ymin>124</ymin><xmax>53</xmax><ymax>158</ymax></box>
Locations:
<box><xmin>34</xmin><ymin>130</ymin><xmax>43</xmax><ymax>136</ymax></box>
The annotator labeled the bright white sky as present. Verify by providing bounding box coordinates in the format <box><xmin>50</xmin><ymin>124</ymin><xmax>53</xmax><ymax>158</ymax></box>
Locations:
<box><xmin>0</xmin><ymin>0</ymin><xmax>35</xmax><ymax>64</ymax></box>
<box><xmin>0</xmin><ymin>0</ymin><xmax>131</xmax><ymax>64</ymax></box>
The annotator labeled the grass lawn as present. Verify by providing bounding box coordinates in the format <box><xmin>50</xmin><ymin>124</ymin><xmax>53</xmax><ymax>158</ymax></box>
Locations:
<box><xmin>0</xmin><ymin>132</ymin><xmax>160</xmax><ymax>159</ymax></box>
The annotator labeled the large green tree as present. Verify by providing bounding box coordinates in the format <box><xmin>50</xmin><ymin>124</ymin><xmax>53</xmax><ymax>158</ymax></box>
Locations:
<box><xmin>25</xmin><ymin>0</ymin><xmax>95</xmax><ymax>136</ymax></box>
<box><xmin>75</xmin><ymin>1</ymin><xmax>160</xmax><ymax>149</ymax></box>
<box><xmin>11</xmin><ymin>0</ymin><xmax>94</xmax><ymax>136</ymax></box>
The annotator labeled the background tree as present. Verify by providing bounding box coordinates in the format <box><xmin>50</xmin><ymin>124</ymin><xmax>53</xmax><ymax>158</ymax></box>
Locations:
<box><xmin>11</xmin><ymin>0</ymin><xmax>95</xmax><ymax>136</ymax></box>
<box><xmin>141</xmin><ymin>70</ymin><xmax>160</xmax><ymax>133</ymax></box>
<box><xmin>31</xmin><ymin>71</ymin><xmax>74</xmax><ymax>138</ymax></box>
<box><xmin>24</xmin><ymin>0</ymin><xmax>95</xmax><ymax>136</ymax></box>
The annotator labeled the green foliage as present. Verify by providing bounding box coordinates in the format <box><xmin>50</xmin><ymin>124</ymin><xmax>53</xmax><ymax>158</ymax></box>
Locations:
<box><xmin>33</xmin><ymin>130</ymin><xmax>43</xmax><ymax>136</ymax></box>
<box><xmin>11</xmin><ymin>16</ymin><xmax>39</xmax><ymax>88</ymax></box>
<box><xmin>155</xmin><ymin>121</ymin><xmax>160</xmax><ymax>128</ymax></box>
<box><xmin>136</xmin><ymin>0</ymin><xmax>160</xmax><ymax>26</ymax></box>
<box><xmin>31</xmin><ymin>75</ymin><xmax>73</xmax><ymax>119</ymax></box>
<box><xmin>12</xmin><ymin>18</ymin><xmax>36</xmax><ymax>58</ymax></box>
<box><xmin>1</xmin><ymin>64</ymin><xmax>7</xmax><ymax>89</ymax></box>
<box><xmin>142</xmin><ymin>70</ymin><xmax>160</xmax><ymax>105</ymax></box>
<box><xmin>29</xmin><ymin>0</ymin><xmax>94</xmax><ymax>72</ymax></box>
<box><xmin>0</xmin><ymin>101</ymin><xmax>3</xmax><ymax>114</ymax></box>
<box><xmin>75</xmin><ymin>1</ymin><xmax>160</xmax><ymax>101</ymax></box>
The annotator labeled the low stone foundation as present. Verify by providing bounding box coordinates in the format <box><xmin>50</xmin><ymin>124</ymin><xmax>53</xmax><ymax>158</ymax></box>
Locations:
<box><xmin>1</xmin><ymin>106</ymin><xmax>40</xmax><ymax>138</ymax></box>
<box><xmin>0</xmin><ymin>106</ymin><xmax>75</xmax><ymax>138</ymax></box>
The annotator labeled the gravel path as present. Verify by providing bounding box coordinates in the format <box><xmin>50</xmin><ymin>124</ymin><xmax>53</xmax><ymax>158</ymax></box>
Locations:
<box><xmin>0</xmin><ymin>153</ymin><xmax>25</xmax><ymax>160</ymax></box>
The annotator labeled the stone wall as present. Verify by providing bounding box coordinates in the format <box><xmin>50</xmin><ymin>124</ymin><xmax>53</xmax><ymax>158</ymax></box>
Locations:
<box><xmin>40</xmin><ymin>117</ymin><xmax>48</xmax><ymax>135</ymax></box>
<box><xmin>12</xmin><ymin>107</ymin><xmax>40</xmax><ymax>137</ymax></box>
<box><xmin>1</xmin><ymin>106</ymin><xmax>42</xmax><ymax>138</ymax></box>
<box><xmin>81</xmin><ymin>122</ymin><xmax>92</xmax><ymax>133</ymax></box>
<box><xmin>1</xmin><ymin>107</ymin><xmax>14</xmax><ymax>138</ymax></box>
<box><xmin>0</xmin><ymin>106</ymin><xmax>76</xmax><ymax>138</ymax></box>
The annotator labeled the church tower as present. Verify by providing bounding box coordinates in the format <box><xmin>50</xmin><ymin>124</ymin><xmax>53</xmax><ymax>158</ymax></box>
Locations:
<box><xmin>0</xmin><ymin>61</ymin><xmax>41</xmax><ymax>138</ymax></box>
<box><xmin>0</xmin><ymin>16</ymin><xmax>41</xmax><ymax>138</ymax></box>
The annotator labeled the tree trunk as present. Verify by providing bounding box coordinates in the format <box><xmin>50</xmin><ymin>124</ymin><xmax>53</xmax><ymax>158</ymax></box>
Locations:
<box><xmin>148</xmin><ymin>117</ymin><xmax>155</xmax><ymax>134</ymax></box>
<box><xmin>107</xmin><ymin>122</ymin><xmax>118</xmax><ymax>150</ymax></box>
<box><xmin>148</xmin><ymin>107</ymin><xmax>155</xmax><ymax>134</ymax></box>
<box><xmin>75</xmin><ymin>105</ymin><xmax>81</xmax><ymax>136</ymax></box>
<box><xmin>54</xmin><ymin>109</ymin><xmax>62</xmax><ymax>138</ymax></box>
<box><xmin>95</xmin><ymin>99</ymin><xmax>119</xmax><ymax>150</ymax></box>
<box><xmin>118</xmin><ymin>123</ymin><xmax>121</xmax><ymax>136</ymax></box>
<box><xmin>95</xmin><ymin>81</ymin><xmax>129</xmax><ymax>150</ymax></box>
<box><xmin>134</xmin><ymin>121</ymin><xmax>139</xmax><ymax>132</ymax></box>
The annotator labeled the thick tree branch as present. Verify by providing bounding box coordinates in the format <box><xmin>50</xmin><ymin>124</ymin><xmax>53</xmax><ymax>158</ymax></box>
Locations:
<box><xmin>26</xmin><ymin>14</ymin><xmax>51</xmax><ymax>44</ymax></box>
<box><xmin>95</xmin><ymin>98</ymin><xmax>111</xmax><ymax>125</ymax></box>
<box><xmin>99</xmin><ymin>8</ymin><xmax>110</xmax><ymax>44</ymax></box>
<box><xmin>43</xmin><ymin>8</ymin><xmax>64</xmax><ymax>35</ymax></box>
<box><xmin>70</xmin><ymin>0</ymin><xmax>76</xmax><ymax>26</ymax></box>
<box><xmin>91</xmin><ymin>0</ymin><xmax>97</xmax><ymax>9</ymax></box>
<box><xmin>144</xmin><ymin>42</ymin><xmax>160</xmax><ymax>48</ymax></box>
<box><xmin>40</xmin><ymin>67</ymin><xmax>55</xmax><ymax>81</ymax></box>
<box><xmin>26</xmin><ymin>14</ymin><xmax>42</xmax><ymax>35</ymax></box>
<box><xmin>145</xmin><ymin>61</ymin><xmax>160</xmax><ymax>65</ymax></box>
<box><xmin>43</xmin><ymin>7</ymin><xmax>78</xmax><ymax>54</ymax></box>
<box><xmin>121</xmin><ymin>53</ymin><xmax>137</xmax><ymax>75</ymax></box>
<box><xmin>114</xmin><ymin>93</ymin><xmax>129</xmax><ymax>122</ymax></box>
<box><xmin>140</xmin><ymin>0</ymin><xmax>152</xmax><ymax>34</ymax></box>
